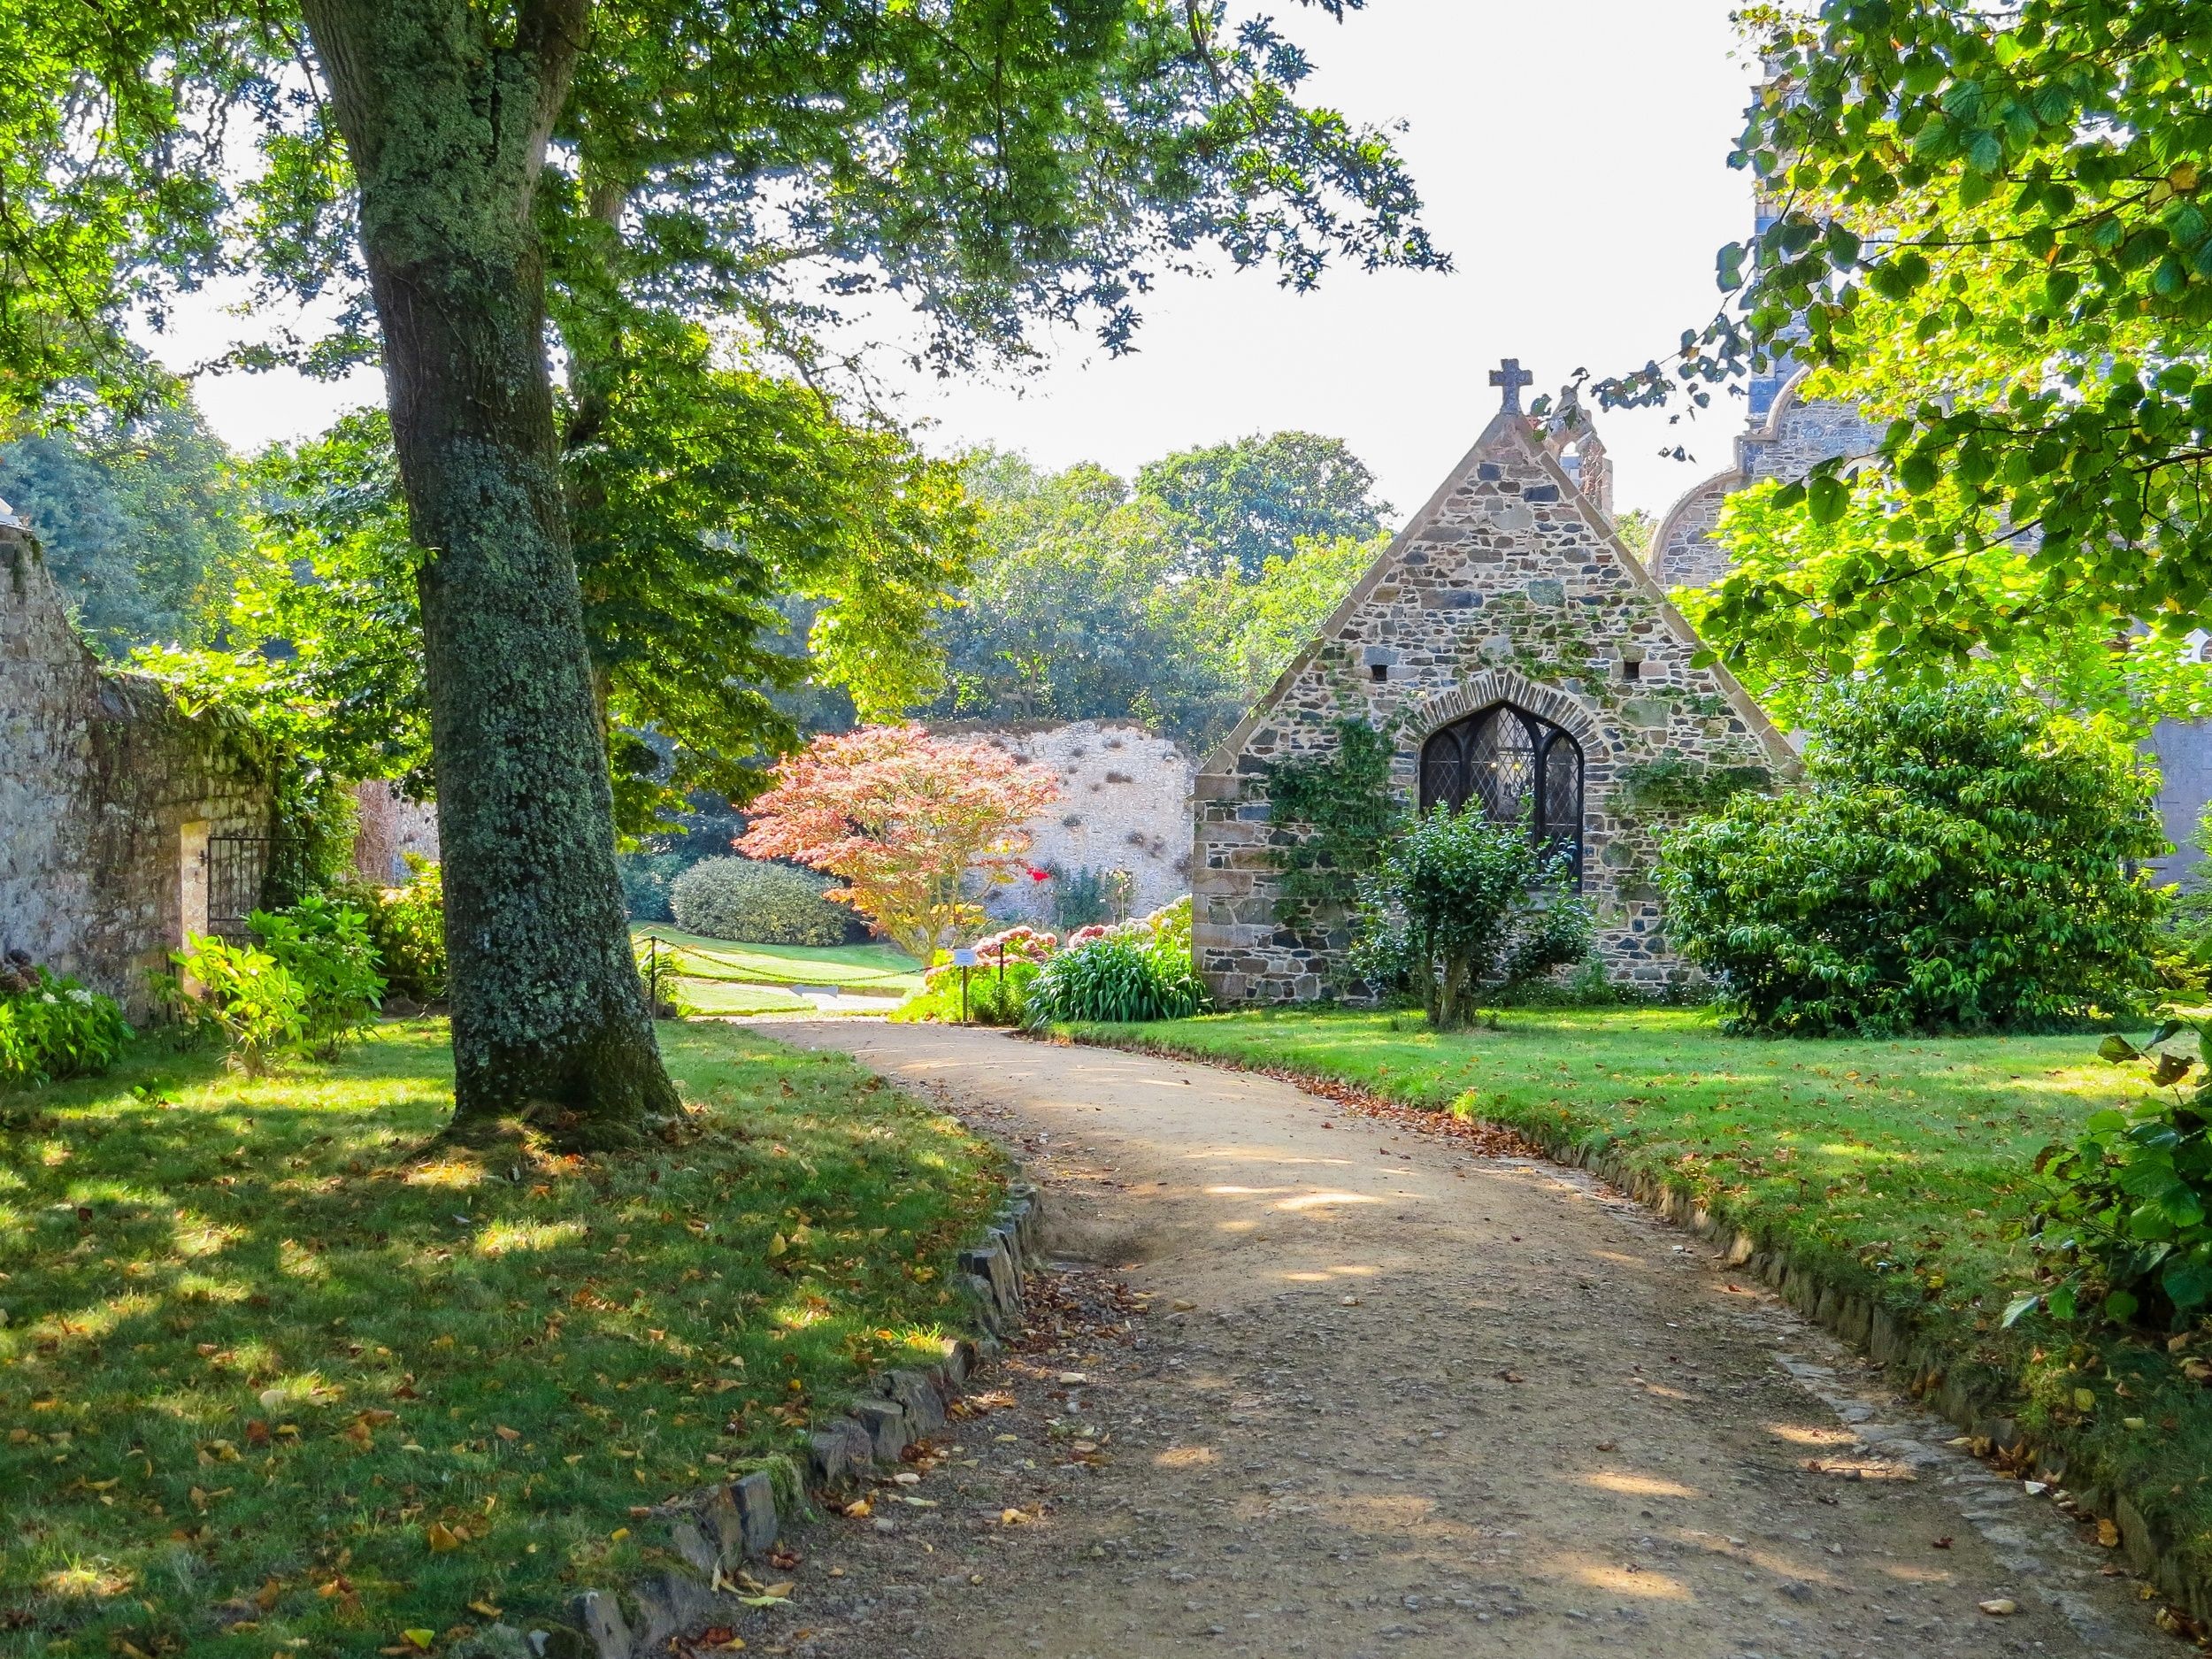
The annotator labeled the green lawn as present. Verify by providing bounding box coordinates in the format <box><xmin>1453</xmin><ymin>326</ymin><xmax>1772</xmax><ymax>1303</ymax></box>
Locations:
<box><xmin>0</xmin><ymin>1021</ymin><xmax>1002</xmax><ymax>1656</ymax></box>
<box><xmin>1071</xmin><ymin>1006</ymin><xmax>2212</xmax><ymax>1588</ymax></box>
<box><xmin>631</xmin><ymin>927</ymin><xmax>925</xmax><ymax>1009</ymax></box>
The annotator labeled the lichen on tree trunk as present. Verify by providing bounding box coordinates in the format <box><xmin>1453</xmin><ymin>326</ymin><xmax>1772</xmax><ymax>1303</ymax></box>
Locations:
<box><xmin>303</xmin><ymin>0</ymin><xmax>677</xmax><ymax>1143</ymax></box>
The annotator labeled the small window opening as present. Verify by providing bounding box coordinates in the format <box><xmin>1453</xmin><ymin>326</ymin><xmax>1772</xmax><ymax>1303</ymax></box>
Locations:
<box><xmin>1619</xmin><ymin>656</ymin><xmax>1642</xmax><ymax>681</ymax></box>
<box><xmin>1371</xmin><ymin>663</ymin><xmax>1389</xmax><ymax>682</ymax></box>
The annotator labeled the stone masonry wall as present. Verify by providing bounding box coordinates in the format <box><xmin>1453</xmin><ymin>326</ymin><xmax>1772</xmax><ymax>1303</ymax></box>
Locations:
<box><xmin>1194</xmin><ymin>415</ymin><xmax>1795</xmax><ymax>1004</ymax></box>
<box><xmin>961</xmin><ymin>722</ymin><xmax>1194</xmax><ymax>927</ymax></box>
<box><xmin>0</xmin><ymin>526</ymin><xmax>273</xmax><ymax>1018</ymax></box>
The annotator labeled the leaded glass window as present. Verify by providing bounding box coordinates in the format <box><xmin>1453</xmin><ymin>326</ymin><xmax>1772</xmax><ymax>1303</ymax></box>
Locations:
<box><xmin>1417</xmin><ymin>703</ymin><xmax>1583</xmax><ymax>879</ymax></box>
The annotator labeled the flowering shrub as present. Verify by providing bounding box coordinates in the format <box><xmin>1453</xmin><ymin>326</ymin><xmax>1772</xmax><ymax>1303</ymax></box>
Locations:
<box><xmin>0</xmin><ymin>961</ymin><xmax>132</xmax><ymax>1090</ymax></box>
<box><xmin>968</xmin><ymin>925</ymin><xmax>1059</xmax><ymax>966</ymax></box>
<box><xmin>1024</xmin><ymin>899</ymin><xmax>1205</xmax><ymax>1025</ymax></box>
<box><xmin>893</xmin><ymin>926</ymin><xmax>1058</xmax><ymax>1025</ymax></box>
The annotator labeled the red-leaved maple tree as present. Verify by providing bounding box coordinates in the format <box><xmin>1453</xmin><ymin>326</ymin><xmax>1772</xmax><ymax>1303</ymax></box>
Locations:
<box><xmin>739</xmin><ymin>726</ymin><xmax>1060</xmax><ymax>963</ymax></box>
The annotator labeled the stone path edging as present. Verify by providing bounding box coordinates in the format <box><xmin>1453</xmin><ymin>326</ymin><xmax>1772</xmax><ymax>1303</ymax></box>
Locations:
<box><xmin>1063</xmin><ymin>1027</ymin><xmax>2212</xmax><ymax>1636</ymax></box>
<box><xmin>482</xmin><ymin>1178</ymin><xmax>1042</xmax><ymax>1659</ymax></box>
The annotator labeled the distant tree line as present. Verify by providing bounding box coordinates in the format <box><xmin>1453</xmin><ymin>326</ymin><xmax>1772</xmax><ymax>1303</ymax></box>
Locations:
<box><xmin>926</xmin><ymin>430</ymin><xmax>1392</xmax><ymax>752</ymax></box>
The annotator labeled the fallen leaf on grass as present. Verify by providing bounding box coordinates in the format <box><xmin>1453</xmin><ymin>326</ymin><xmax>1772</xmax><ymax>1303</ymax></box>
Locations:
<box><xmin>425</xmin><ymin>1521</ymin><xmax>461</xmax><ymax>1552</ymax></box>
<box><xmin>468</xmin><ymin>1600</ymin><xmax>503</xmax><ymax>1617</ymax></box>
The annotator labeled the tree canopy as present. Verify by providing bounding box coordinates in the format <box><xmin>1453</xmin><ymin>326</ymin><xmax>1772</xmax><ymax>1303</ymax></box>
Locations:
<box><xmin>0</xmin><ymin>396</ymin><xmax>249</xmax><ymax>657</ymax></box>
<box><xmin>928</xmin><ymin>442</ymin><xmax>1383</xmax><ymax>748</ymax></box>
<box><xmin>1603</xmin><ymin>2</ymin><xmax>2212</xmax><ymax>683</ymax></box>
<box><xmin>1137</xmin><ymin>429</ymin><xmax>1388</xmax><ymax>575</ymax></box>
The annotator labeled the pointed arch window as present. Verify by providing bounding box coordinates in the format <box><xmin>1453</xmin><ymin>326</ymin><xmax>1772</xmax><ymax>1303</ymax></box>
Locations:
<box><xmin>1417</xmin><ymin>703</ymin><xmax>1583</xmax><ymax>879</ymax></box>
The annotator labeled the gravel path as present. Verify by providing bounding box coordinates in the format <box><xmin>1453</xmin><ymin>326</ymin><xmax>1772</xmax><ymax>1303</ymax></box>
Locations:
<box><xmin>742</xmin><ymin>1020</ymin><xmax>2172</xmax><ymax>1659</ymax></box>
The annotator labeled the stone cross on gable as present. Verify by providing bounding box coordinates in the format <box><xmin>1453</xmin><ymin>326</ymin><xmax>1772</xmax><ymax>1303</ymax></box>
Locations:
<box><xmin>1489</xmin><ymin>357</ymin><xmax>1533</xmax><ymax>413</ymax></box>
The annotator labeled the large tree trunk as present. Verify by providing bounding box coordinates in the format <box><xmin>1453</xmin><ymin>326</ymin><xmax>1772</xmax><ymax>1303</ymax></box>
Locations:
<box><xmin>304</xmin><ymin>0</ymin><xmax>677</xmax><ymax>1144</ymax></box>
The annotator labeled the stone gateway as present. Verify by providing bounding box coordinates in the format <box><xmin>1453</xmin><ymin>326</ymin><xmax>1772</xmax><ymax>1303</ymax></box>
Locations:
<box><xmin>1191</xmin><ymin>377</ymin><xmax>1798</xmax><ymax>1005</ymax></box>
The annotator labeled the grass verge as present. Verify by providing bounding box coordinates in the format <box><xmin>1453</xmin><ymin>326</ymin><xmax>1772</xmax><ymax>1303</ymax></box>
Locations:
<box><xmin>630</xmin><ymin>929</ymin><xmax>923</xmax><ymax>995</ymax></box>
<box><xmin>1</xmin><ymin>1020</ymin><xmax>1003</xmax><ymax>1657</ymax></box>
<box><xmin>1066</xmin><ymin>1005</ymin><xmax>2212</xmax><ymax>1607</ymax></box>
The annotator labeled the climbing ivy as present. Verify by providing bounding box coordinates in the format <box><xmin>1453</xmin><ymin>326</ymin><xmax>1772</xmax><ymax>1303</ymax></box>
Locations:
<box><xmin>1617</xmin><ymin>757</ymin><xmax>1775</xmax><ymax>817</ymax></box>
<box><xmin>1268</xmin><ymin>718</ymin><xmax>1399</xmax><ymax>929</ymax></box>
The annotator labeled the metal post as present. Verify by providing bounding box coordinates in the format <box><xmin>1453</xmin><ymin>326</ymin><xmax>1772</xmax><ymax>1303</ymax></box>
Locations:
<box><xmin>961</xmin><ymin>964</ymin><xmax>971</xmax><ymax>1025</ymax></box>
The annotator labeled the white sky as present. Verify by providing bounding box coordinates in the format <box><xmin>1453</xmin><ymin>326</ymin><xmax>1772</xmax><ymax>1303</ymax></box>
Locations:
<box><xmin>156</xmin><ymin>0</ymin><xmax>1761</xmax><ymax>526</ymax></box>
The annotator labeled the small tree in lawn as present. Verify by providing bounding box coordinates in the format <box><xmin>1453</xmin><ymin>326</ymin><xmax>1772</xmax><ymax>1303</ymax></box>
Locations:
<box><xmin>740</xmin><ymin>726</ymin><xmax>1059</xmax><ymax>964</ymax></box>
<box><xmin>1368</xmin><ymin>808</ymin><xmax>1587</xmax><ymax>1031</ymax></box>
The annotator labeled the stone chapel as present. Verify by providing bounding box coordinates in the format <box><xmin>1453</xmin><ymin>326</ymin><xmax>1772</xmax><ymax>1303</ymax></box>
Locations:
<box><xmin>1194</xmin><ymin>334</ymin><xmax>2212</xmax><ymax>1005</ymax></box>
<box><xmin>1192</xmin><ymin>363</ymin><xmax>1800</xmax><ymax>1003</ymax></box>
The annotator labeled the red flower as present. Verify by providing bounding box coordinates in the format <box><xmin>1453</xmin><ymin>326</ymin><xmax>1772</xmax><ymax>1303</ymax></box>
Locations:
<box><xmin>1028</xmin><ymin>866</ymin><xmax>1050</xmax><ymax>882</ymax></box>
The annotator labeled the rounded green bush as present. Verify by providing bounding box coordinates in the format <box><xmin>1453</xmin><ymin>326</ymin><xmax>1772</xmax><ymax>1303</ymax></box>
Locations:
<box><xmin>670</xmin><ymin>857</ymin><xmax>849</xmax><ymax>946</ymax></box>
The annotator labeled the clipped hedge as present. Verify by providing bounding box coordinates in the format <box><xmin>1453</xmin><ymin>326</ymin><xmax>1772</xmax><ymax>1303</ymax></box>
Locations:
<box><xmin>671</xmin><ymin>856</ymin><xmax>849</xmax><ymax>946</ymax></box>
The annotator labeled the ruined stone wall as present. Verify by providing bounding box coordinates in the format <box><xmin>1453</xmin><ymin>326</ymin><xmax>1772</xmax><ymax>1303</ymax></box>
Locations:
<box><xmin>1740</xmin><ymin>388</ymin><xmax>1880</xmax><ymax>487</ymax></box>
<box><xmin>0</xmin><ymin>526</ymin><xmax>272</xmax><ymax>1018</ymax></box>
<box><xmin>1648</xmin><ymin>472</ymin><xmax>1739</xmax><ymax>591</ymax></box>
<box><xmin>1194</xmin><ymin>419</ymin><xmax>1793</xmax><ymax>1005</ymax></box>
<box><xmin>960</xmin><ymin>722</ymin><xmax>1194</xmax><ymax>927</ymax></box>
<box><xmin>1648</xmin><ymin>374</ymin><xmax>1880</xmax><ymax>591</ymax></box>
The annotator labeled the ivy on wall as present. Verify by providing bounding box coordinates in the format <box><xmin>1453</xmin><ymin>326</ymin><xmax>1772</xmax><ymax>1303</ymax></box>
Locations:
<box><xmin>1617</xmin><ymin>757</ymin><xmax>1775</xmax><ymax>817</ymax></box>
<box><xmin>1268</xmin><ymin>717</ymin><xmax>1398</xmax><ymax>930</ymax></box>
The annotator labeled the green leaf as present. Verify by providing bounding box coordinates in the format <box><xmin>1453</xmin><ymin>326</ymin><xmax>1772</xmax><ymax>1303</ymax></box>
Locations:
<box><xmin>1806</xmin><ymin>474</ymin><xmax>1849</xmax><ymax>525</ymax></box>
<box><xmin>2001</xmin><ymin>1290</ymin><xmax>2043</xmax><ymax>1327</ymax></box>
<box><xmin>2100</xmin><ymin>1034</ymin><xmax>2141</xmax><ymax>1064</ymax></box>
<box><xmin>2103</xmin><ymin>1287</ymin><xmax>2140</xmax><ymax>1324</ymax></box>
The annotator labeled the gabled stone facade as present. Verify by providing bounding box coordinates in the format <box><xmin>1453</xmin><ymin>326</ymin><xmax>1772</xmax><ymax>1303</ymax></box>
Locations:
<box><xmin>1192</xmin><ymin>404</ymin><xmax>1797</xmax><ymax>1004</ymax></box>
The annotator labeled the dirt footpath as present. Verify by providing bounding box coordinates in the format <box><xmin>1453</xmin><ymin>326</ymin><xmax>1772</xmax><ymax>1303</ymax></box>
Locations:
<box><xmin>756</xmin><ymin>1019</ymin><xmax>2170</xmax><ymax>1659</ymax></box>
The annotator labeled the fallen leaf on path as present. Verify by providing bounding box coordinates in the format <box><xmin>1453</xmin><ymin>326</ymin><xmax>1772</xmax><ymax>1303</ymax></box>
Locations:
<box><xmin>1978</xmin><ymin>1599</ymin><xmax>2017</xmax><ymax>1617</ymax></box>
<box><xmin>1932</xmin><ymin>1537</ymin><xmax>1953</xmax><ymax>1550</ymax></box>
<box><xmin>1496</xmin><ymin>1370</ymin><xmax>1525</xmax><ymax>1384</ymax></box>
<box><xmin>2097</xmin><ymin>1517</ymin><xmax>2121</xmax><ymax>1548</ymax></box>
